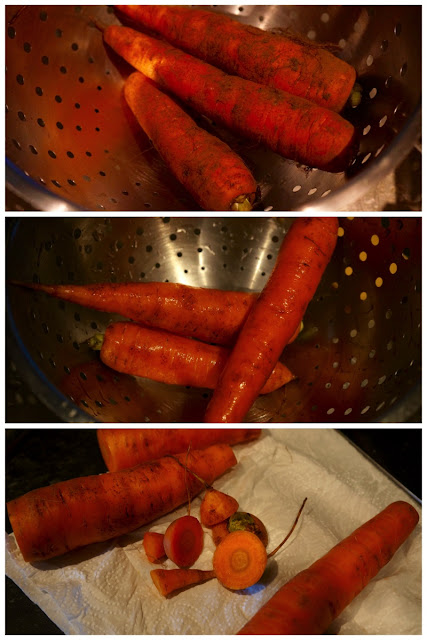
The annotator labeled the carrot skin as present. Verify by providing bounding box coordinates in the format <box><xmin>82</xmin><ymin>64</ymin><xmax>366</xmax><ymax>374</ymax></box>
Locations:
<box><xmin>116</xmin><ymin>5</ymin><xmax>356</xmax><ymax>112</ymax></box>
<box><xmin>151</xmin><ymin>568</ymin><xmax>216</xmax><ymax>597</ymax></box>
<box><xmin>103</xmin><ymin>26</ymin><xmax>357</xmax><ymax>172</ymax></box>
<box><xmin>238</xmin><ymin>501</ymin><xmax>419</xmax><ymax>635</ymax></box>
<box><xmin>12</xmin><ymin>280</ymin><xmax>302</xmax><ymax>348</ymax></box>
<box><xmin>124</xmin><ymin>72</ymin><xmax>257</xmax><ymax>211</ymax></box>
<box><xmin>96</xmin><ymin>322</ymin><xmax>294</xmax><ymax>395</ymax></box>
<box><xmin>7</xmin><ymin>444</ymin><xmax>237</xmax><ymax>563</ymax></box>
<box><xmin>205</xmin><ymin>217</ymin><xmax>338</xmax><ymax>423</ymax></box>
<box><xmin>97</xmin><ymin>428</ymin><xmax>261</xmax><ymax>472</ymax></box>
<box><xmin>200</xmin><ymin>489</ymin><xmax>239</xmax><ymax>527</ymax></box>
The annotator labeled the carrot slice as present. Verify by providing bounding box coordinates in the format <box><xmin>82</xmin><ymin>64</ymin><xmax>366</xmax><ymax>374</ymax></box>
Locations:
<box><xmin>143</xmin><ymin>531</ymin><xmax>166</xmax><ymax>563</ymax></box>
<box><xmin>213</xmin><ymin>530</ymin><xmax>267</xmax><ymax>590</ymax></box>
<box><xmin>163</xmin><ymin>515</ymin><xmax>204</xmax><ymax>568</ymax></box>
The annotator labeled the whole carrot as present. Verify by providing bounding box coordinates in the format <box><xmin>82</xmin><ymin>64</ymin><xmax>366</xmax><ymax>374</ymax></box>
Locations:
<box><xmin>12</xmin><ymin>280</ymin><xmax>301</xmax><ymax>347</ymax></box>
<box><xmin>7</xmin><ymin>444</ymin><xmax>236</xmax><ymax>563</ymax></box>
<box><xmin>88</xmin><ymin>322</ymin><xmax>294</xmax><ymax>395</ymax></box>
<box><xmin>238</xmin><ymin>500</ymin><xmax>419</xmax><ymax>635</ymax></box>
<box><xmin>116</xmin><ymin>5</ymin><xmax>356</xmax><ymax>112</ymax></box>
<box><xmin>205</xmin><ymin>217</ymin><xmax>338</xmax><ymax>423</ymax></box>
<box><xmin>103</xmin><ymin>26</ymin><xmax>357</xmax><ymax>172</ymax></box>
<box><xmin>97</xmin><ymin>428</ymin><xmax>261</xmax><ymax>472</ymax></box>
<box><xmin>124</xmin><ymin>72</ymin><xmax>258</xmax><ymax>211</ymax></box>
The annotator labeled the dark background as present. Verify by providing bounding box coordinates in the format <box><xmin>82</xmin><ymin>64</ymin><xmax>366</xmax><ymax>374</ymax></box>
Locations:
<box><xmin>5</xmin><ymin>428</ymin><xmax>421</xmax><ymax>635</ymax></box>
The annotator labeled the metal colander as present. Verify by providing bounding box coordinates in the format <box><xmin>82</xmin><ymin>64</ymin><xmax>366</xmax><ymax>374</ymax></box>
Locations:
<box><xmin>6</xmin><ymin>216</ymin><xmax>421</xmax><ymax>423</ymax></box>
<box><xmin>6</xmin><ymin>5</ymin><xmax>421</xmax><ymax>212</ymax></box>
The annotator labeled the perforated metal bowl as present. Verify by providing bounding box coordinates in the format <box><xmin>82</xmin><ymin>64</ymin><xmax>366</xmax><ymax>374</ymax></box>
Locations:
<box><xmin>6</xmin><ymin>216</ymin><xmax>421</xmax><ymax>423</ymax></box>
<box><xmin>6</xmin><ymin>5</ymin><xmax>421</xmax><ymax>212</ymax></box>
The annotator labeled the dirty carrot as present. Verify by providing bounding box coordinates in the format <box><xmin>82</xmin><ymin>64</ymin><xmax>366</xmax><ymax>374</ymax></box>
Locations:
<box><xmin>143</xmin><ymin>531</ymin><xmax>166</xmax><ymax>563</ymax></box>
<box><xmin>200</xmin><ymin>488</ymin><xmax>239</xmax><ymax>527</ymax></box>
<box><xmin>97</xmin><ymin>427</ymin><xmax>261</xmax><ymax>472</ymax></box>
<box><xmin>7</xmin><ymin>444</ymin><xmax>237</xmax><ymax>562</ymax></box>
<box><xmin>124</xmin><ymin>72</ymin><xmax>257</xmax><ymax>211</ymax></box>
<box><xmin>102</xmin><ymin>26</ymin><xmax>357</xmax><ymax>172</ymax></box>
<box><xmin>238</xmin><ymin>500</ymin><xmax>419</xmax><ymax>634</ymax></box>
<box><xmin>228</xmin><ymin>512</ymin><xmax>269</xmax><ymax>547</ymax></box>
<box><xmin>151</xmin><ymin>568</ymin><xmax>216</xmax><ymax>597</ymax></box>
<box><xmin>214</xmin><ymin>497</ymin><xmax>307</xmax><ymax>590</ymax></box>
<box><xmin>88</xmin><ymin>323</ymin><xmax>294</xmax><ymax>395</ymax></box>
<box><xmin>163</xmin><ymin>515</ymin><xmax>204</xmax><ymax>568</ymax></box>
<box><xmin>116</xmin><ymin>5</ymin><xmax>356</xmax><ymax>113</ymax></box>
<box><xmin>205</xmin><ymin>217</ymin><xmax>338</xmax><ymax>423</ymax></box>
<box><xmin>11</xmin><ymin>280</ymin><xmax>302</xmax><ymax>348</ymax></box>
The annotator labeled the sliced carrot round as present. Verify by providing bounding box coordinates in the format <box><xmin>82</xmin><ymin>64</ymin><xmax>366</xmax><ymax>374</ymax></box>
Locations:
<box><xmin>213</xmin><ymin>530</ymin><xmax>267</xmax><ymax>590</ymax></box>
<box><xmin>163</xmin><ymin>515</ymin><xmax>204</xmax><ymax>568</ymax></box>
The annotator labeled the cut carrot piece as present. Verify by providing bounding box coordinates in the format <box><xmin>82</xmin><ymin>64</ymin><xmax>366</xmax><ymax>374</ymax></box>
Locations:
<box><xmin>163</xmin><ymin>515</ymin><xmax>204</xmax><ymax>568</ymax></box>
<box><xmin>143</xmin><ymin>531</ymin><xmax>166</xmax><ymax>563</ymax></box>
<box><xmin>200</xmin><ymin>488</ymin><xmax>239</xmax><ymax>527</ymax></box>
<box><xmin>213</xmin><ymin>530</ymin><xmax>267</xmax><ymax>590</ymax></box>
<box><xmin>151</xmin><ymin>568</ymin><xmax>216</xmax><ymax>597</ymax></box>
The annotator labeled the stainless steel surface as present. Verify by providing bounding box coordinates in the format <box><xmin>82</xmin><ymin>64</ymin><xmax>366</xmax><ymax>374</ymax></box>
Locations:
<box><xmin>6</xmin><ymin>217</ymin><xmax>421</xmax><ymax>423</ymax></box>
<box><xmin>6</xmin><ymin>5</ymin><xmax>421</xmax><ymax>212</ymax></box>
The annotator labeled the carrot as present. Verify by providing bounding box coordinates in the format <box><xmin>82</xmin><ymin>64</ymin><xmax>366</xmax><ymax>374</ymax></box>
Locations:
<box><xmin>116</xmin><ymin>5</ymin><xmax>356</xmax><ymax>112</ymax></box>
<box><xmin>228</xmin><ymin>512</ymin><xmax>269</xmax><ymax>548</ymax></box>
<box><xmin>205</xmin><ymin>217</ymin><xmax>338</xmax><ymax>423</ymax></box>
<box><xmin>211</xmin><ymin>520</ymin><xmax>230</xmax><ymax>547</ymax></box>
<box><xmin>88</xmin><ymin>323</ymin><xmax>294</xmax><ymax>395</ymax></box>
<box><xmin>103</xmin><ymin>26</ymin><xmax>357</xmax><ymax>172</ymax></box>
<box><xmin>214</xmin><ymin>530</ymin><xmax>267</xmax><ymax>590</ymax></box>
<box><xmin>151</xmin><ymin>568</ymin><xmax>216</xmax><ymax>597</ymax></box>
<box><xmin>97</xmin><ymin>428</ymin><xmax>261</xmax><ymax>472</ymax></box>
<box><xmin>237</xmin><ymin>500</ymin><xmax>419</xmax><ymax>635</ymax></box>
<box><xmin>11</xmin><ymin>280</ymin><xmax>303</xmax><ymax>348</ymax></box>
<box><xmin>6</xmin><ymin>443</ymin><xmax>236</xmax><ymax>562</ymax></box>
<box><xmin>163</xmin><ymin>515</ymin><xmax>204</xmax><ymax>568</ymax></box>
<box><xmin>214</xmin><ymin>497</ymin><xmax>307</xmax><ymax>590</ymax></box>
<box><xmin>200</xmin><ymin>488</ymin><xmax>239</xmax><ymax>527</ymax></box>
<box><xmin>123</xmin><ymin>72</ymin><xmax>257</xmax><ymax>211</ymax></box>
<box><xmin>143</xmin><ymin>531</ymin><xmax>166</xmax><ymax>563</ymax></box>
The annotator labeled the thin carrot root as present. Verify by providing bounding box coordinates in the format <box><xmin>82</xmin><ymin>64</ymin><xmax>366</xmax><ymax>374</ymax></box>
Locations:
<box><xmin>150</xmin><ymin>568</ymin><xmax>216</xmax><ymax>597</ymax></box>
<box><xmin>213</xmin><ymin>530</ymin><xmax>268</xmax><ymax>590</ymax></box>
<box><xmin>143</xmin><ymin>531</ymin><xmax>166</xmax><ymax>563</ymax></box>
<box><xmin>200</xmin><ymin>488</ymin><xmax>239</xmax><ymax>527</ymax></box>
<box><xmin>163</xmin><ymin>515</ymin><xmax>204</xmax><ymax>568</ymax></box>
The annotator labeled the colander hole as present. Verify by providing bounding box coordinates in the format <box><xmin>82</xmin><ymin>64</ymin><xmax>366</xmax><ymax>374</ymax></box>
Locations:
<box><xmin>308</xmin><ymin>188</ymin><xmax>317</xmax><ymax>196</ymax></box>
<box><xmin>366</xmin><ymin>54</ymin><xmax>374</xmax><ymax>67</ymax></box>
<box><xmin>48</xmin><ymin>150</ymin><xmax>57</xmax><ymax>159</ymax></box>
<box><xmin>350</xmin><ymin>357</ymin><xmax>357</xmax><ymax>365</ymax></box>
<box><xmin>42</xmin><ymin>56</ymin><xmax>49</xmax><ymax>65</ymax></box>
<box><xmin>64</xmin><ymin>366</ymin><xmax>71</xmax><ymax>375</ymax></box>
<box><xmin>258</xmin><ymin>16</ymin><xmax>264</xmax><ymax>23</ymax></box>
<box><xmin>375</xmin><ymin>277</ymin><xmax>383</xmax><ymax>287</ymax></box>
<box><xmin>55</xmin><ymin>95</ymin><xmax>62</xmax><ymax>103</ymax></box>
<box><xmin>35</xmin><ymin>86</ymin><xmax>43</xmax><ymax>96</ymax></box>
<box><xmin>60</xmin><ymin>66</ymin><xmax>67</xmax><ymax>74</ymax></box>
<box><xmin>344</xmin><ymin>266</ymin><xmax>353</xmax><ymax>276</ymax></box>
<box><xmin>362</xmin><ymin>125</ymin><xmax>371</xmax><ymax>135</ymax></box>
<box><xmin>23</xmin><ymin>42</ymin><xmax>32</xmax><ymax>53</ymax></box>
<box><xmin>379</xmin><ymin>115</ymin><xmax>388</xmax><ymax>127</ymax></box>
<box><xmin>371</xmin><ymin>234</ymin><xmax>379</xmax><ymax>246</ymax></box>
<box><xmin>369</xmin><ymin>88</ymin><xmax>377</xmax><ymax>99</ymax></box>
<box><xmin>72</xmin><ymin>43</ymin><xmax>79</xmax><ymax>51</ymax></box>
<box><xmin>332</xmin><ymin>337</ymin><xmax>339</xmax><ymax>344</ymax></box>
<box><xmin>387</xmin><ymin>340</ymin><xmax>394</xmax><ymax>350</ymax></box>
<box><xmin>344</xmin><ymin>408</ymin><xmax>352</xmax><ymax>416</ymax></box>
<box><xmin>321</xmin><ymin>12</ymin><xmax>330</xmax><ymax>23</ymax></box>
<box><xmin>321</xmin><ymin>190</ymin><xmax>331</xmax><ymax>198</ymax></box>
<box><xmin>292</xmin><ymin>185</ymin><xmax>302</xmax><ymax>193</ymax></box>
<box><xmin>307</xmin><ymin>30</ymin><xmax>316</xmax><ymax>40</ymax></box>
<box><xmin>338</xmin><ymin>39</ymin><xmax>346</xmax><ymax>49</ymax></box>
<box><xmin>375</xmin><ymin>144</ymin><xmax>385</xmax><ymax>157</ymax></box>
<box><xmin>369</xmin><ymin>349</ymin><xmax>376</xmax><ymax>358</ymax></box>
<box><xmin>362</xmin><ymin>153</ymin><xmax>371</xmax><ymax>164</ymax></box>
<box><xmin>385</xmin><ymin>309</ymin><xmax>392</xmax><ymax>319</ymax></box>
<box><xmin>56</xmin><ymin>333</ymin><xmax>64</xmax><ymax>344</ymax></box>
<box><xmin>16</xmin><ymin>74</ymin><xmax>24</xmax><ymax>85</ymax></box>
<box><xmin>41</xmin><ymin>322</ymin><xmax>49</xmax><ymax>334</ymax></box>
<box><xmin>264</xmin><ymin>206</ymin><xmax>273</xmax><ymax>212</ymax></box>
<box><xmin>385</xmin><ymin>76</ymin><xmax>392</xmax><ymax>89</ymax></box>
<box><xmin>7</xmin><ymin>26</ymin><xmax>16</xmax><ymax>38</ymax></box>
<box><xmin>52</xmin><ymin>180</ymin><xmax>61</xmax><ymax>188</ymax></box>
<box><xmin>368</xmin><ymin>320</ymin><xmax>375</xmax><ymax>329</ymax></box>
<box><xmin>360</xmin><ymin>291</ymin><xmax>367</xmax><ymax>301</ymax></box>
<box><xmin>18</xmin><ymin>111</ymin><xmax>26</xmax><ymax>121</ymax></box>
<box><xmin>332</xmin><ymin>362</ymin><xmax>339</xmax><ymax>369</ymax></box>
<box><xmin>394</xmin><ymin>23</ymin><xmax>402</xmax><ymax>36</ymax></box>
<box><xmin>80</xmin><ymin>372</ymin><xmax>87</xmax><ymax>380</ymax></box>
<box><xmin>378</xmin><ymin>375</ymin><xmax>387</xmax><ymax>385</ymax></box>
<box><xmin>83</xmin><ymin>175</ymin><xmax>91</xmax><ymax>182</ymax></box>
<box><xmin>389</xmin><ymin>262</ymin><xmax>398</xmax><ymax>274</ymax></box>
<box><xmin>342</xmin><ymin>382</ymin><xmax>350</xmax><ymax>390</ymax></box>
<box><xmin>55</xmin><ymin>28</ymin><xmax>63</xmax><ymax>38</ymax></box>
<box><xmin>381</xmin><ymin>40</ymin><xmax>389</xmax><ymax>52</ymax></box>
<box><xmin>350</xmin><ymin>329</ymin><xmax>357</xmax><ymax>338</ymax></box>
<box><xmin>361</xmin><ymin>406</ymin><xmax>370</xmax><ymax>415</ymax></box>
<box><xmin>361</xmin><ymin>379</ymin><xmax>369</xmax><ymax>388</ymax></box>
<box><xmin>326</xmin><ymin>408</ymin><xmax>335</xmax><ymax>415</ymax></box>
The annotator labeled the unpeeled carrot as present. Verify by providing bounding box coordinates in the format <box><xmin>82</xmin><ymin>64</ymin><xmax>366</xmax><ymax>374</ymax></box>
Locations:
<box><xmin>97</xmin><ymin>428</ymin><xmax>261</xmax><ymax>472</ymax></box>
<box><xmin>238</xmin><ymin>500</ymin><xmax>419</xmax><ymax>634</ymax></box>
<box><xmin>88</xmin><ymin>323</ymin><xmax>294</xmax><ymax>396</ymax></box>
<box><xmin>116</xmin><ymin>5</ymin><xmax>356</xmax><ymax>113</ymax></box>
<box><xmin>7</xmin><ymin>444</ymin><xmax>237</xmax><ymax>562</ymax></box>
<box><xmin>200</xmin><ymin>488</ymin><xmax>239</xmax><ymax>527</ymax></box>
<box><xmin>151</xmin><ymin>568</ymin><xmax>216</xmax><ymax>597</ymax></box>
<box><xmin>11</xmin><ymin>280</ymin><xmax>302</xmax><ymax>348</ymax></box>
<box><xmin>124</xmin><ymin>72</ymin><xmax>257</xmax><ymax>211</ymax></box>
<box><xmin>103</xmin><ymin>26</ymin><xmax>357</xmax><ymax>172</ymax></box>
<box><xmin>205</xmin><ymin>217</ymin><xmax>338</xmax><ymax>423</ymax></box>
<box><xmin>143</xmin><ymin>531</ymin><xmax>166</xmax><ymax>563</ymax></box>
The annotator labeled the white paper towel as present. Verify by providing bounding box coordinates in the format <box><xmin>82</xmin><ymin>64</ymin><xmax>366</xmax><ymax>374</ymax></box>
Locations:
<box><xmin>5</xmin><ymin>428</ymin><xmax>421</xmax><ymax>635</ymax></box>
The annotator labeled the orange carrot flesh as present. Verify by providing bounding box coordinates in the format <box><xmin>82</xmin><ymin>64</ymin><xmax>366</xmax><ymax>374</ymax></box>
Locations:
<box><xmin>124</xmin><ymin>72</ymin><xmax>257</xmax><ymax>211</ymax></box>
<box><xmin>7</xmin><ymin>444</ymin><xmax>236</xmax><ymax>562</ymax></box>
<box><xmin>213</xmin><ymin>530</ymin><xmax>268</xmax><ymax>590</ymax></box>
<box><xmin>163</xmin><ymin>515</ymin><xmax>204</xmax><ymax>568</ymax></box>
<box><xmin>205</xmin><ymin>217</ymin><xmax>338</xmax><ymax>423</ymax></box>
<box><xmin>151</xmin><ymin>568</ymin><xmax>216</xmax><ymax>597</ymax></box>
<box><xmin>11</xmin><ymin>280</ymin><xmax>302</xmax><ymax>348</ymax></box>
<box><xmin>238</xmin><ymin>500</ymin><xmax>419</xmax><ymax>635</ymax></box>
<box><xmin>103</xmin><ymin>26</ymin><xmax>357</xmax><ymax>172</ymax></box>
<box><xmin>92</xmin><ymin>322</ymin><xmax>294</xmax><ymax>395</ymax></box>
<box><xmin>97</xmin><ymin>428</ymin><xmax>261</xmax><ymax>472</ymax></box>
<box><xmin>116</xmin><ymin>5</ymin><xmax>356</xmax><ymax>112</ymax></box>
<box><xmin>200</xmin><ymin>489</ymin><xmax>239</xmax><ymax>527</ymax></box>
<box><xmin>143</xmin><ymin>531</ymin><xmax>166</xmax><ymax>563</ymax></box>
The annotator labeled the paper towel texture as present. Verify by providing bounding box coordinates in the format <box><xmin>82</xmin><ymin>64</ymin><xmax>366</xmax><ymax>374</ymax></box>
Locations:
<box><xmin>5</xmin><ymin>429</ymin><xmax>421</xmax><ymax>634</ymax></box>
